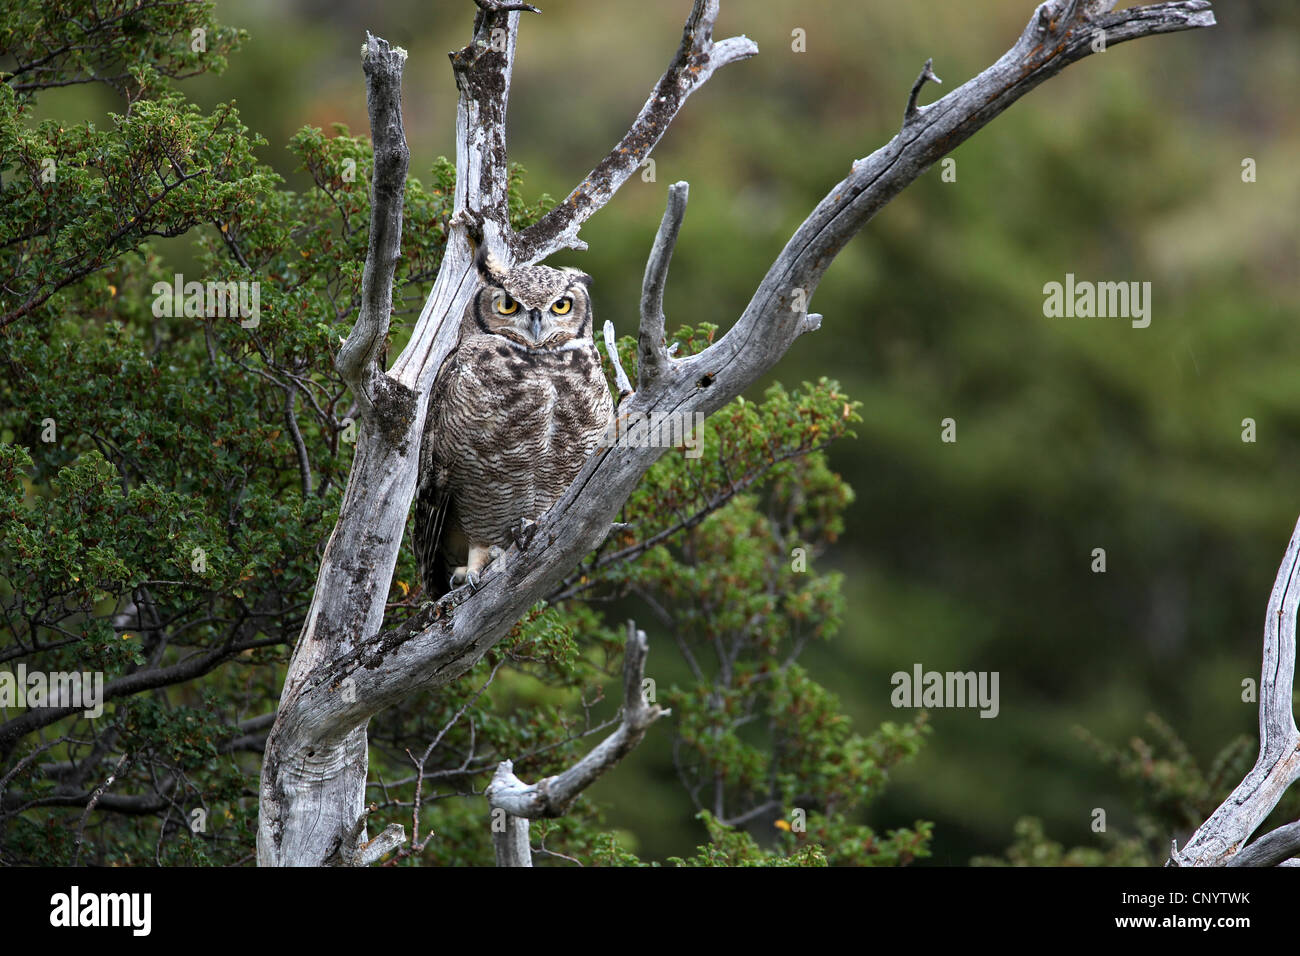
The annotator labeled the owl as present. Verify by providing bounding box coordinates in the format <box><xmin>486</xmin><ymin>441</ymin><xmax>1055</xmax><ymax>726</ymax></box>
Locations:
<box><xmin>414</xmin><ymin>246</ymin><xmax>615</xmax><ymax>598</ymax></box>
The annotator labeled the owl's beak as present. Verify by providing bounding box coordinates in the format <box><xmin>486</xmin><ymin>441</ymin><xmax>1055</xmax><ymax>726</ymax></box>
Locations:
<box><xmin>528</xmin><ymin>309</ymin><xmax>543</xmax><ymax>343</ymax></box>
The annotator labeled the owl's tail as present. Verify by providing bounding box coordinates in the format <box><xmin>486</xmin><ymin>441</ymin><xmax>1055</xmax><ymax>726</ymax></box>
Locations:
<box><xmin>413</xmin><ymin>478</ymin><xmax>462</xmax><ymax>600</ymax></box>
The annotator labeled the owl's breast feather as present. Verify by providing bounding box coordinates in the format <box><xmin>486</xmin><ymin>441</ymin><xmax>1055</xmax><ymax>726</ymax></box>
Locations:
<box><xmin>445</xmin><ymin>336</ymin><xmax>611</xmax><ymax>486</ymax></box>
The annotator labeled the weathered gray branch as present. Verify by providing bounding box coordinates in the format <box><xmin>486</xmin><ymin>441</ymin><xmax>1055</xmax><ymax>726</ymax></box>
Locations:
<box><xmin>492</xmin><ymin>811</ymin><xmax>532</xmax><ymax>867</ymax></box>
<box><xmin>1172</xmin><ymin>513</ymin><xmax>1300</xmax><ymax>866</ymax></box>
<box><xmin>259</xmin><ymin>0</ymin><xmax>1215</xmax><ymax>866</ymax></box>
<box><xmin>258</xmin><ymin>32</ymin><xmax>427</xmax><ymax>869</ymax></box>
<box><xmin>487</xmin><ymin>622</ymin><xmax>666</xmax><ymax>820</ymax></box>
<box><xmin>324</xmin><ymin>807</ymin><xmax>407</xmax><ymax>866</ymax></box>
<box><xmin>602</xmin><ymin>320</ymin><xmax>634</xmax><ymax>403</ymax></box>
<box><xmin>638</xmin><ymin>181</ymin><xmax>688</xmax><ymax>391</ymax></box>
<box><xmin>1225</xmin><ymin>820</ymin><xmax>1300</xmax><ymax>868</ymax></box>
<box><xmin>336</xmin><ymin>34</ymin><xmax>409</xmax><ymax>403</ymax></box>
<box><xmin>386</xmin><ymin>5</ymin><xmax>527</xmax><ymax>391</ymax></box>
<box><xmin>511</xmin><ymin>1</ymin><xmax>757</xmax><ymax>262</ymax></box>
<box><xmin>357</xmin><ymin>823</ymin><xmax>407</xmax><ymax>866</ymax></box>
<box><xmin>486</xmin><ymin>622</ymin><xmax>667</xmax><ymax>865</ymax></box>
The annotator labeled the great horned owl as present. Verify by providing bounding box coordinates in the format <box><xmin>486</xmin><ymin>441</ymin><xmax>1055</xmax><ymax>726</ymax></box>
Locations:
<box><xmin>414</xmin><ymin>246</ymin><xmax>615</xmax><ymax>598</ymax></box>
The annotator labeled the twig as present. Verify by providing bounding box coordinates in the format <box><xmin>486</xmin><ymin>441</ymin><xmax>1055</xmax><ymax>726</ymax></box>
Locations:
<box><xmin>284</xmin><ymin>383</ymin><xmax>313</xmax><ymax>497</ymax></box>
<box><xmin>72</xmin><ymin>751</ymin><xmax>132</xmax><ymax>865</ymax></box>
<box><xmin>602</xmin><ymin>321</ymin><xmax>634</xmax><ymax>403</ymax></box>
<box><xmin>717</xmin><ymin>799</ymin><xmax>782</xmax><ymax>828</ymax></box>
<box><xmin>903</xmin><ymin>58</ymin><xmax>942</xmax><ymax>125</ymax></box>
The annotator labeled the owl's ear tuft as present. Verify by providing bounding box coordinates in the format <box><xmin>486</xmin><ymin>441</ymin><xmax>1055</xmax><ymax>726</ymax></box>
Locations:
<box><xmin>474</xmin><ymin>243</ymin><xmax>509</xmax><ymax>284</ymax></box>
<box><xmin>561</xmin><ymin>267</ymin><xmax>593</xmax><ymax>289</ymax></box>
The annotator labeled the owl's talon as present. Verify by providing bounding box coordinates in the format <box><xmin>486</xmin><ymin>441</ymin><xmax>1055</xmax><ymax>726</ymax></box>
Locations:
<box><xmin>449</xmin><ymin>565</ymin><xmax>485</xmax><ymax>593</ymax></box>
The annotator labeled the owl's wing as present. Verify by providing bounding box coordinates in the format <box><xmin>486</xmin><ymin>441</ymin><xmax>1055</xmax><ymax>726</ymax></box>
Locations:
<box><xmin>414</xmin><ymin>351</ymin><xmax>465</xmax><ymax>600</ymax></box>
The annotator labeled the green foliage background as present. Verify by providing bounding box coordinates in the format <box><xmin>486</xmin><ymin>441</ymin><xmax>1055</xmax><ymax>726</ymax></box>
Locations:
<box><xmin>1</xmin><ymin>0</ymin><xmax>1297</xmax><ymax>865</ymax></box>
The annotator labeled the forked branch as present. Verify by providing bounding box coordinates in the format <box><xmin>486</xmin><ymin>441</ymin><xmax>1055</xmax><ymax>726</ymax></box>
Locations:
<box><xmin>511</xmin><ymin>0</ymin><xmax>757</xmax><ymax>262</ymax></box>
<box><xmin>486</xmin><ymin>622</ymin><xmax>668</xmax><ymax>865</ymax></box>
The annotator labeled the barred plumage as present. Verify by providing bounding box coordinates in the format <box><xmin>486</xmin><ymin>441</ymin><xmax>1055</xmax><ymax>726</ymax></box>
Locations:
<box><xmin>414</xmin><ymin>247</ymin><xmax>614</xmax><ymax>598</ymax></box>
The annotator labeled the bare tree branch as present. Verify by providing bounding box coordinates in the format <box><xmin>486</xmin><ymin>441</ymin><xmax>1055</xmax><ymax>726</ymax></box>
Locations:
<box><xmin>385</xmin><ymin>5</ymin><xmax>530</xmax><ymax>391</ymax></box>
<box><xmin>1173</xmin><ymin>512</ymin><xmax>1300</xmax><ymax>866</ymax></box>
<box><xmin>492</xmin><ymin>813</ymin><xmax>532</xmax><ymax>867</ymax></box>
<box><xmin>602</xmin><ymin>320</ymin><xmax>633</xmax><ymax>403</ymax></box>
<box><xmin>1226</xmin><ymin>820</ymin><xmax>1300</xmax><ymax>868</ymax></box>
<box><xmin>638</xmin><ymin>181</ymin><xmax>688</xmax><ymax>391</ymax></box>
<box><xmin>336</xmin><ymin>34</ymin><xmax>409</xmax><ymax>402</ymax></box>
<box><xmin>487</xmin><ymin>621</ymin><xmax>666</xmax><ymax>819</ymax></box>
<box><xmin>511</xmin><ymin>0</ymin><xmax>757</xmax><ymax>262</ymax></box>
<box><xmin>717</xmin><ymin>798</ymin><xmax>782</xmax><ymax>829</ymax></box>
<box><xmin>356</xmin><ymin>823</ymin><xmax>407</xmax><ymax>865</ymax></box>
<box><xmin>486</xmin><ymin>622</ymin><xmax>667</xmax><ymax>865</ymax></box>
<box><xmin>72</xmin><ymin>751</ymin><xmax>132</xmax><ymax>865</ymax></box>
<box><xmin>284</xmin><ymin>383</ymin><xmax>313</xmax><ymax>497</ymax></box>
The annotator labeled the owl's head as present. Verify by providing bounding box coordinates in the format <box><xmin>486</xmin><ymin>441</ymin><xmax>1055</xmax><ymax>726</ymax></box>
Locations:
<box><xmin>467</xmin><ymin>245</ymin><xmax>593</xmax><ymax>349</ymax></box>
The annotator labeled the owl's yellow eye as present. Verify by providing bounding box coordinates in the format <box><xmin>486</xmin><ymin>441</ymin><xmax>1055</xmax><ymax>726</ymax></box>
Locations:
<box><xmin>496</xmin><ymin>295</ymin><xmax>519</xmax><ymax>315</ymax></box>
<box><xmin>551</xmin><ymin>297</ymin><xmax>572</xmax><ymax>316</ymax></box>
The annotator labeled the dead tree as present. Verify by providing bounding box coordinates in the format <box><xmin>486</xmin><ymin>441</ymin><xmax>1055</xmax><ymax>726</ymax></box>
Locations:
<box><xmin>256</xmin><ymin>0</ymin><xmax>1217</xmax><ymax>866</ymax></box>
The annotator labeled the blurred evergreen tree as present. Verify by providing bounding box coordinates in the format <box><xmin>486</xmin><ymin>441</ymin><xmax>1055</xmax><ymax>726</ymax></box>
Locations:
<box><xmin>974</xmin><ymin>714</ymin><xmax>1300</xmax><ymax>866</ymax></box>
